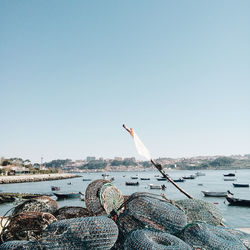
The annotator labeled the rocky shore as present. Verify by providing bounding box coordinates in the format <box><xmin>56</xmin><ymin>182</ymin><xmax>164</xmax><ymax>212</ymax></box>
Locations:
<box><xmin>0</xmin><ymin>173</ymin><xmax>80</xmax><ymax>184</ymax></box>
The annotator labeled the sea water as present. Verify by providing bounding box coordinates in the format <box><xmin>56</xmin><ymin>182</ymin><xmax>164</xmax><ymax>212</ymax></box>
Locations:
<box><xmin>0</xmin><ymin>169</ymin><xmax>250</xmax><ymax>228</ymax></box>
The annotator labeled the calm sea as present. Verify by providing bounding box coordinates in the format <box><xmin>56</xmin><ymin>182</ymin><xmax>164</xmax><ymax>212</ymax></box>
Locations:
<box><xmin>1</xmin><ymin>169</ymin><xmax>250</xmax><ymax>228</ymax></box>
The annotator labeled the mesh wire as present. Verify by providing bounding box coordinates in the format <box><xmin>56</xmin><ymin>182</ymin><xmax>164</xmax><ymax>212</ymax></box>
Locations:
<box><xmin>41</xmin><ymin>216</ymin><xmax>118</xmax><ymax>249</ymax></box>
<box><xmin>0</xmin><ymin>240</ymin><xmax>39</xmax><ymax>250</ymax></box>
<box><xmin>85</xmin><ymin>179</ymin><xmax>111</xmax><ymax>215</ymax></box>
<box><xmin>1</xmin><ymin>212</ymin><xmax>56</xmax><ymax>243</ymax></box>
<box><xmin>223</xmin><ymin>227</ymin><xmax>250</xmax><ymax>249</ymax></box>
<box><xmin>12</xmin><ymin>196</ymin><xmax>58</xmax><ymax>216</ymax></box>
<box><xmin>99</xmin><ymin>182</ymin><xmax>124</xmax><ymax>216</ymax></box>
<box><xmin>125</xmin><ymin>193</ymin><xmax>187</xmax><ymax>235</ymax></box>
<box><xmin>124</xmin><ymin>229</ymin><xmax>192</xmax><ymax>250</ymax></box>
<box><xmin>178</xmin><ymin>222</ymin><xmax>247</xmax><ymax>250</ymax></box>
<box><xmin>53</xmin><ymin>206</ymin><xmax>92</xmax><ymax>220</ymax></box>
<box><xmin>175</xmin><ymin>199</ymin><xmax>223</xmax><ymax>226</ymax></box>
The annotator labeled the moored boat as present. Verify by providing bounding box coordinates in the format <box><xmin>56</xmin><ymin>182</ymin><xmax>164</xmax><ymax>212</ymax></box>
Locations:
<box><xmin>51</xmin><ymin>186</ymin><xmax>60</xmax><ymax>191</ymax></box>
<box><xmin>53</xmin><ymin>192</ymin><xmax>80</xmax><ymax>199</ymax></box>
<box><xmin>131</xmin><ymin>176</ymin><xmax>138</xmax><ymax>180</ymax></box>
<box><xmin>149</xmin><ymin>184</ymin><xmax>166</xmax><ymax>190</ymax></box>
<box><xmin>173</xmin><ymin>178</ymin><xmax>185</xmax><ymax>183</ymax></box>
<box><xmin>182</xmin><ymin>175</ymin><xmax>196</xmax><ymax>180</ymax></box>
<box><xmin>226</xmin><ymin>196</ymin><xmax>250</xmax><ymax>207</ymax></box>
<box><xmin>156</xmin><ymin>177</ymin><xmax>168</xmax><ymax>181</ymax></box>
<box><xmin>224</xmin><ymin>178</ymin><xmax>237</xmax><ymax>181</ymax></box>
<box><xmin>82</xmin><ymin>178</ymin><xmax>92</xmax><ymax>181</ymax></box>
<box><xmin>195</xmin><ymin>172</ymin><xmax>206</xmax><ymax>176</ymax></box>
<box><xmin>140</xmin><ymin>177</ymin><xmax>150</xmax><ymax>180</ymax></box>
<box><xmin>233</xmin><ymin>183</ymin><xmax>249</xmax><ymax>188</ymax></box>
<box><xmin>223</xmin><ymin>173</ymin><xmax>235</xmax><ymax>177</ymax></box>
<box><xmin>201</xmin><ymin>191</ymin><xmax>229</xmax><ymax>197</ymax></box>
<box><xmin>125</xmin><ymin>181</ymin><xmax>139</xmax><ymax>186</ymax></box>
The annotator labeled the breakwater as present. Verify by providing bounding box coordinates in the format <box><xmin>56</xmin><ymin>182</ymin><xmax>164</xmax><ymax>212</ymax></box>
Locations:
<box><xmin>0</xmin><ymin>173</ymin><xmax>79</xmax><ymax>184</ymax></box>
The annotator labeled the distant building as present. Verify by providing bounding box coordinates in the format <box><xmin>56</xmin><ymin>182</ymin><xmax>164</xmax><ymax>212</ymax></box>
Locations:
<box><xmin>10</xmin><ymin>166</ymin><xmax>30</xmax><ymax>175</ymax></box>
<box><xmin>114</xmin><ymin>157</ymin><xmax>123</xmax><ymax>161</ymax></box>
<box><xmin>124</xmin><ymin>157</ymin><xmax>136</xmax><ymax>162</ymax></box>
<box><xmin>86</xmin><ymin>156</ymin><xmax>96</xmax><ymax>162</ymax></box>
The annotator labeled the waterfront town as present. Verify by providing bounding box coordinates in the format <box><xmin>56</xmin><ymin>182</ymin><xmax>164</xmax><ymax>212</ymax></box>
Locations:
<box><xmin>1</xmin><ymin>154</ymin><xmax>250</xmax><ymax>175</ymax></box>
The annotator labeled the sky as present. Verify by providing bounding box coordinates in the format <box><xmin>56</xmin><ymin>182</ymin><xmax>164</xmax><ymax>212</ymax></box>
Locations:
<box><xmin>0</xmin><ymin>1</ymin><xmax>249</xmax><ymax>163</ymax></box>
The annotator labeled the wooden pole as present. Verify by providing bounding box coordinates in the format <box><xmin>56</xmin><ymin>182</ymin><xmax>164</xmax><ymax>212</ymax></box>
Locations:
<box><xmin>123</xmin><ymin>124</ymin><xmax>193</xmax><ymax>199</ymax></box>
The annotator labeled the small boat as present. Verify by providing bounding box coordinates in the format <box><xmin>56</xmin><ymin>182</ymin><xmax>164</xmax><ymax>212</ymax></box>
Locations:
<box><xmin>131</xmin><ymin>176</ymin><xmax>138</xmax><ymax>179</ymax></box>
<box><xmin>51</xmin><ymin>186</ymin><xmax>60</xmax><ymax>191</ymax></box>
<box><xmin>110</xmin><ymin>177</ymin><xmax>115</xmax><ymax>181</ymax></box>
<box><xmin>182</xmin><ymin>175</ymin><xmax>196</xmax><ymax>180</ymax></box>
<box><xmin>82</xmin><ymin>178</ymin><xmax>92</xmax><ymax>181</ymax></box>
<box><xmin>195</xmin><ymin>172</ymin><xmax>206</xmax><ymax>176</ymax></box>
<box><xmin>126</xmin><ymin>181</ymin><xmax>139</xmax><ymax>186</ymax></box>
<box><xmin>156</xmin><ymin>177</ymin><xmax>168</xmax><ymax>181</ymax></box>
<box><xmin>173</xmin><ymin>178</ymin><xmax>185</xmax><ymax>183</ymax></box>
<box><xmin>67</xmin><ymin>182</ymin><xmax>72</xmax><ymax>185</ymax></box>
<box><xmin>53</xmin><ymin>192</ymin><xmax>80</xmax><ymax>199</ymax></box>
<box><xmin>223</xmin><ymin>173</ymin><xmax>235</xmax><ymax>177</ymax></box>
<box><xmin>226</xmin><ymin>196</ymin><xmax>250</xmax><ymax>207</ymax></box>
<box><xmin>223</xmin><ymin>178</ymin><xmax>237</xmax><ymax>181</ymax></box>
<box><xmin>201</xmin><ymin>191</ymin><xmax>229</xmax><ymax>197</ymax></box>
<box><xmin>140</xmin><ymin>177</ymin><xmax>150</xmax><ymax>180</ymax></box>
<box><xmin>149</xmin><ymin>184</ymin><xmax>166</xmax><ymax>190</ymax></box>
<box><xmin>102</xmin><ymin>173</ymin><xmax>109</xmax><ymax>179</ymax></box>
<box><xmin>233</xmin><ymin>183</ymin><xmax>249</xmax><ymax>188</ymax></box>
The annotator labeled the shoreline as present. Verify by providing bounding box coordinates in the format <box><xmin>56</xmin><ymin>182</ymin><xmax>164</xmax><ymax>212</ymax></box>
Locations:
<box><xmin>0</xmin><ymin>173</ymin><xmax>80</xmax><ymax>184</ymax></box>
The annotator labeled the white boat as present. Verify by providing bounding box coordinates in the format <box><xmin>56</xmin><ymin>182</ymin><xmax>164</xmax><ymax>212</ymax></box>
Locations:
<box><xmin>149</xmin><ymin>184</ymin><xmax>166</xmax><ymax>190</ymax></box>
<box><xmin>201</xmin><ymin>191</ymin><xmax>228</xmax><ymax>197</ymax></box>
<box><xmin>195</xmin><ymin>172</ymin><xmax>206</xmax><ymax>176</ymax></box>
<box><xmin>224</xmin><ymin>178</ymin><xmax>237</xmax><ymax>181</ymax></box>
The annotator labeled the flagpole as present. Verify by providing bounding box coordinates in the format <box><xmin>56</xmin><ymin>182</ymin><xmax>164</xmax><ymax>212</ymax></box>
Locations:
<box><xmin>123</xmin><ymin>124</ymin><xmax>193</xmax><ymax>199</ymax></box>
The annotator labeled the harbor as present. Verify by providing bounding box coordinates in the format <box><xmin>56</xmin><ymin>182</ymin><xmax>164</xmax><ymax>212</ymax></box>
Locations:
<box><xmin>0</xmin><ymin>173</ymin><xmax>79</xmax><ymax>184</ymax></box>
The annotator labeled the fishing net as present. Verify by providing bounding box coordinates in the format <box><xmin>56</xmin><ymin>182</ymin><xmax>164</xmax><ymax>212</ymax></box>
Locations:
<box><xmin>0</xmin><ymin>212</ymin><xmax>56</xmax><ymax>243</ymax></box>
<box><xmin>99</xmin><ymin>182</ymin><xmax>124</xmax><ymax>215</ymax></box>
<box><xmin>53</xmin><ymin>206</ymin><xmax>92</xmax><ymax>220</ymax></box>
<box><xmin>41</xmin><ymin>216</ymin><xmax>119</xmax><ymax>249</ymax></box>
<box><xmin>223</xmin><ymin>227</ymin><xmax>250</xmax><ymax>249</ymax></box>
<box><xmin>124</xmin><ymin>193</ymin><xmax>187</xmax><ymax>235</ymax></box>
<box><xmin>175</xmin><ymin>199</ymin><xmax>223</xmax><ymax>226</ymax></box>
<box><xmin>85</xmin><ymin>179</ymin><xmax>111</xmax><ymax>215</ymax></box>
<box><xmin>85</xmin><ymin>179</ymin><xmax>124</xmax><ymax>216</ymax></box>
<box><xmin>0</xmin><ymin>240</ymin><xmax>39</xmax><ymax>249</ymax></box>
<box><xmin>178</xmin><ymin>222</ymin><xmax>247</xmax><ymax>250</ymax></box>
<box><xmin>12</xmin><ymin>196</ymin><xmax>58</xmax><ymax>216</ymax></box>
<box><xmin>124</xmin><ymin>229</ymin><xmax>192</xmax><ymax>250</ymax></box>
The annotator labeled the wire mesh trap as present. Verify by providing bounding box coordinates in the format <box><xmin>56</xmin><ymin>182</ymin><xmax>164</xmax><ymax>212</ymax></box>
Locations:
<box><xmin>178</xmin><ymin>222</ymin><xmax>247</xmax><ymax>250</ymax></box>
<box><xmin>0</xmin><ymin>211</ymin><xmax>56</xmax><ymax>243</ymax></box>
<box><xmin>0</xmin><ymin>240</ymin><xmax>39</xmax><ymax>249</ymax></box>
<box><xmin>123</xmin><ymin>193</ymin><xmax>187</xmax><ymax>235</ymax></box>
<box><xmin>175</xmin><ymin>199</ymin><xmax>223</xmax><ymax>226</ymax></box>
<box><xmin>12</xmin><ymin>196</ymin><xmax>58</xmax><ymax>216</ymax></box>
<box><xmin>41</xmin><ymin>216</ymin><xmax>119</xmax><ymax>249</ymax></box>
<box><xmin>53</xmin><ymin>206</ymin><xmax>92</xmax><ymax>220</ymax></box>
<box><xmin>124</xmin><ymin>229</ymin><xmax>192</xmax><ymax>250</ymax></box>
<box><xmin>85</xmin><ymin>179</ymin><xmax>124</xmax><ymax>216</ymax></box>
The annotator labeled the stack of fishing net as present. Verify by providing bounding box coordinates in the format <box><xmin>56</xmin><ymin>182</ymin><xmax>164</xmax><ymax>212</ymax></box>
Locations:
<box><xmin>114</xmin><ymin>192</ymin><xmax>187</xmax><ymax>249</ymax></box>
<box><xmin>178</xmin><ymin>221</ymin><xmax>248</xmax><ymax>250</ymax></box>
<box><xmin>85</xmin><ymin>179</ymin><xmax>124</xmax><ymax>216</ymax></box>
<box><xmin>175</xmin><ymin>198</ymin><xmax>223</xmax><ymax>226</ymax></box>
<box><xmin>53</xmin><ymin>206</ymin><xmax>92</xmax><ymax>220</ymax></box>
<box><xmin>0</xmin><ymin>196</ymin><xmax>58</xmax><ymax>243</ymax></box>
<box><xmin>0</xmin><ymin>216</ymin><xmax>119</xmax><ymax>250</ymax></box>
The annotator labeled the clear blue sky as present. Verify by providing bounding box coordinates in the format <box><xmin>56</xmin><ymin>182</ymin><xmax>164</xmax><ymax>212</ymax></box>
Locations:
<box><xmin>1</xmin><ymin>1</ymin><xmax>249</xmax><ymax>163</ymax></box>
